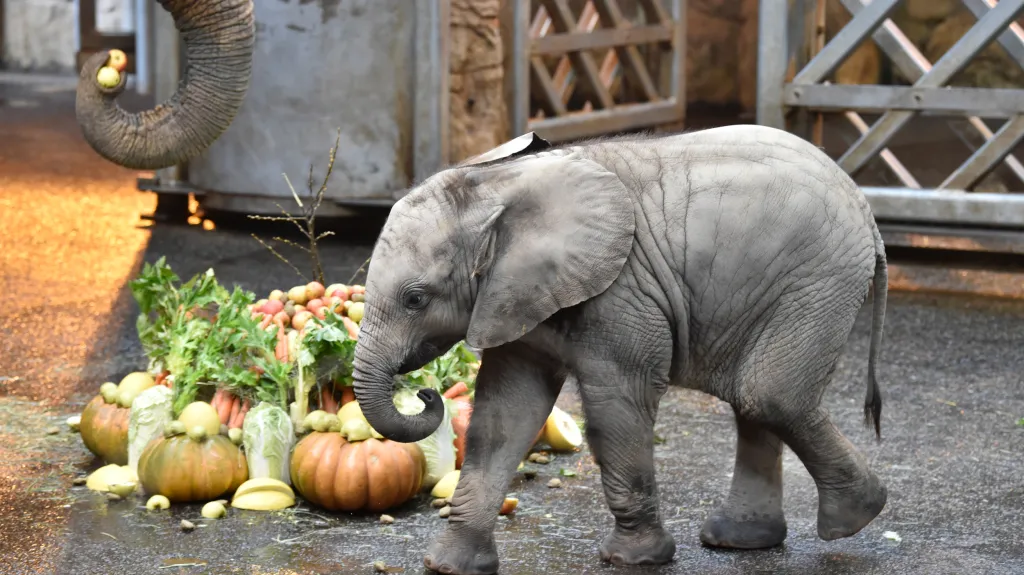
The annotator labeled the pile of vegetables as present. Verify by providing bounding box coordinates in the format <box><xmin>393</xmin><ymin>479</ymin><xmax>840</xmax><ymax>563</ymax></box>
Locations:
<box><xmin>73</xmin><ymin>258</ymin><xmax>582</xmax><ymax>518</ymax></box>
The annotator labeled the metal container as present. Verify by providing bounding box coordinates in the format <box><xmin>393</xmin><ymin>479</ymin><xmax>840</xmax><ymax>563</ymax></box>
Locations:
<box><xmin>139</xmin><ymin>0</ymin><xmax>449</xmax><ymax>215</ymax></box>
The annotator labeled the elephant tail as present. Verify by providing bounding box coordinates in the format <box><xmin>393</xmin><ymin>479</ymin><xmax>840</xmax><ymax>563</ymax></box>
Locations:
<box><xmin>864</xmin><ymin>229</ymin><xmax>888</xmax><ymax>441</ymax></box>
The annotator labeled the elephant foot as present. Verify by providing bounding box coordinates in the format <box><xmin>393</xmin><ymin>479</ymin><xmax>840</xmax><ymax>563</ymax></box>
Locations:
<box><xmin>699</xmin><ymin>508</ymin><xmax>787</xmax><ymax>549</ymax></box>
<box><xmin>598</xmin><ymin>525</ymin><xmax>676</xmax><ymax>566</ymax></box>
<box><xmin>423</xmin><ymin>529</ymin><xmax>499</xmax><ymax>575</ymax></box>
<box><xmin>817</xmin><ymin>471</ymin><xmax>888</xmax><ymax>541</ymax></box>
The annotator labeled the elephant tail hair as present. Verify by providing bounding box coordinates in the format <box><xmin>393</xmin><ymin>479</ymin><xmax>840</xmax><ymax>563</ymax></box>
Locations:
<box><xmin>864</xmin><ymin>237</ymin><xmax>888</xmax><ymax>442</ymax></box>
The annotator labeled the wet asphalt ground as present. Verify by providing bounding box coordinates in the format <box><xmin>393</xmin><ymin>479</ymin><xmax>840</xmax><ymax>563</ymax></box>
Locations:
<box><xmin>1</xmin><ymin>74</ymin><xmax>1024</xmax><ymax>575</ymax></box>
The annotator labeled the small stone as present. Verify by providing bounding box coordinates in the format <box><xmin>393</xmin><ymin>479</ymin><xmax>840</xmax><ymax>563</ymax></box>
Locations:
<box><xmin>431</xmin><ymin>498</ymin><xmax>448</xmax><ymax>508</ymax></box>
<box><xmin>522</xmin><ymin>469</ymin><xmax>537</xmax><ymax>480</ymax></box>
<box><xmin>180</xmin><ymin>519</ymin><xmax>195</xmax><ymax>531</ymax></box>
<box><xmin>105</xmin><ymin>492</ymin><xmax>122</xmax><ymax>501</ymax></box>
<box><xmin>439</xmin><ymin>506</ymin><xmax>451</xmax><ymax>518</ymax></box>
<box><xmin>46</xmin><ymin>427</ymin><xmax>61</xmax><ymax>435</ymax></box>
<box><xmin>72</xmin><ymin>476</ymin><xmax>87</xmax><ymax>486</ymax></box>
<box><xmin>373</xmin><ymin>560</ymin><xmax>388</xmax><ymax>573</ymax></box>
<box><xmin>547</xmin><ymin>478</ymin><xmax>562</xmax><ymax>489</ymax></box>
<box><xmin>379</xmin><ymin>514</ymin><xmax>395</xmax><ymax>525</ymax></box>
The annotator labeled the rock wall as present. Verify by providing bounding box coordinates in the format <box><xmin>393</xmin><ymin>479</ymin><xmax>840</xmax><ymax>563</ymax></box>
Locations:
<box><xmin>448</xmin><ymin>0</ymin><xmax>509</xmax><ymax>163</ymax></box>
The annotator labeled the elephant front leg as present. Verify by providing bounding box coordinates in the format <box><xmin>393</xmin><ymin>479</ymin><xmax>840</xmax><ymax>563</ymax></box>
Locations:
<box><xmin>424</xmin><ymin>343</ymin><xmax>562</xmax><ymax>575</ymax></box>
<box><xmin>700</xmin><ymin>410</ymin><xmax>787</xmax><ymax>549</ymax></box>
<box><xmin>578</xmin><ymin>365</ymin><xmax>676</xmax><ymax>566</ymax></box>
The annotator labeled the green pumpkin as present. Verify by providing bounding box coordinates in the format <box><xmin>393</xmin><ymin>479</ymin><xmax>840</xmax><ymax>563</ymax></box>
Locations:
<box><xmin>137</xmin><ymin>434</ymin><xmax>248</xmax><ymax>502</ymax></box>
<box><xmin>79</xmin><ymin>395</ymin><xmax>130</xmax><ymax>465</ymax></box>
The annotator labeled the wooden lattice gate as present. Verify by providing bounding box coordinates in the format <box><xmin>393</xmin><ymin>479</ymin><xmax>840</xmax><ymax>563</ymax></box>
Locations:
<box><xmin>506</xmin><ymin>0</ymin><xmax>687</xmax><ymax>142</ymax></box>
<box><xmin>758</xmin><ymin>0</ymin><xmax>1024</xmax><ymax>230</ymax></box>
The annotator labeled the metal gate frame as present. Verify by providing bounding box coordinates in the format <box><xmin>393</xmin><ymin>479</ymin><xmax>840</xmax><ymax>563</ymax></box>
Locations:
<box><xmin>506</xmin><ymin>0</ymin><xmax>687</xmax><ymax>143</ymax></box>
<box><xmin>757</xmin><ymin>0</ymin><xmax>1024</xmax><ymax>230</ymax></box>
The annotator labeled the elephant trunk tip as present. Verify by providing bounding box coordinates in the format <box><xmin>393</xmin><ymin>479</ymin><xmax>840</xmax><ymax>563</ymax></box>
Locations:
<box><xmin>357</xmin><ymin>383</ymin><xmax>445</xmax><ymax>444</ymax></box>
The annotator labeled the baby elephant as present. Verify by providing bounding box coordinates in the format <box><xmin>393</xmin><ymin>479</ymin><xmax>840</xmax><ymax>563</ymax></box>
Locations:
<box><xmin>350</xmin><ymin>125</ymin><xmax>888</xmax><ymax>574</ymax></box>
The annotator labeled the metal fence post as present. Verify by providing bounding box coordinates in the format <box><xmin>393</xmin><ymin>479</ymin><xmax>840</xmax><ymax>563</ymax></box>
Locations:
<box><xmin>414</xmin><ymin>0</ymin><xmax>451</xmax><ymax>183</ymax></box>
<box><xmin>757</xmin><ymin>0</ymin><xmax>788</xmax><ymax>129</ymax></box>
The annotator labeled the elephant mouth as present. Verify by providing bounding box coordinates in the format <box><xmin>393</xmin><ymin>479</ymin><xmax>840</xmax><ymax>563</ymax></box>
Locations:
<box><xmin>398</xmin><ymin>337</ymin><xmax>461</xmax><ymax>374</ymax></box>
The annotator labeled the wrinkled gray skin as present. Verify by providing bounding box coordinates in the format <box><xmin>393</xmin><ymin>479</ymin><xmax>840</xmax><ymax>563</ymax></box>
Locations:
<box><xmin>75</xmin><ymin>0</ymin><xmax>255</xmax><ymax>170</ymax></box>
<box><xmin>351</xmin><ymin>125</ymin><xmax>889</xmax><ymax>575</ymax></box>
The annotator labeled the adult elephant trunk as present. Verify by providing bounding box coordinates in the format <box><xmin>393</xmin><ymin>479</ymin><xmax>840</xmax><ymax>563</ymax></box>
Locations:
<box><xmin>75</xmin><ymin>0</ymin><xmax>255</xmax><ymax>170</ymax></box>
<box><xmin>352</xmin><ymin>317</ymin><xmax>444</xmax><ymax>444</ymax></box>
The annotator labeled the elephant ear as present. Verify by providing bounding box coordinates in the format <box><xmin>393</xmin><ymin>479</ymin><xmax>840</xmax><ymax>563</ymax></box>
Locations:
<box><xmin>458</xmin><ymin>132</ymin><xmax>551</xmax><ymax>167</ymax></box>
<box><xmin>465</xmin><ymin>154</ymin><xmax>635</xmax><ymax>349</ymax></box>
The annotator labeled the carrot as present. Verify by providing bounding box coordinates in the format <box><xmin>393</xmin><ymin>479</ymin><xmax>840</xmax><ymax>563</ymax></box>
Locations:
<box><xmin>228</xmin><ymin>396</ymin><xmax>241</xmax><ymax>428</ymax></box>
<box><xmin>259</xmin><ymin>314</ymin><xmax>273</xmax><ymax>330</ymax></box>
<box><xmin>231</xmin><ymin>400</ymin><xmax>250</xmax><ymax>429</ymax></box>
<box><xmin>341</xmin><ymin>317</ymin><xmax>360</xmax><ymax>339</ymax></box>
<box><xmin>211</xmin><ymin>389</ymin><xmax>222</xmax><ymax>411</ymax></box>
<box><xmin>274</xmin><ymin>320</ymin><xmax>289</xmax><ymax>362</ymax></box>
<box><xmin>451</xmin><ymin>396</ymin><xmax>473</xmax><ymax>469</ymax></box>
<box><xmin>216</xmin><ymin>391</ymin><xmax>233</xmax><ymax>425</ymax></box>
<box><xmin>443</xmin><ymin>381</ymin><xmax>469</xmax><ymax>399</ymax></box>
<box><xmin>340</xmin><ymin>386</ymin><xmax>356</xmax><ymax>406</ymax></box>
<box><xmin>154</xmin><ymin>371</ymin><xmax>168</xmax><ymax>387</ymax></box>
<box><xmin>320</xmin><ymin>387</ymin><xmax>339</xmax><ymax>414</ymax></box>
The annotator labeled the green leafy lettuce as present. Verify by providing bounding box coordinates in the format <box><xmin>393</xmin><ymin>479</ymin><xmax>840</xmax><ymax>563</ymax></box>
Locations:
<box><xmin>129</xmin><ymin>257</ymin><xmax>225</xmax><ymax>378</ymax></box>
<box><xmin>130</xmin><ymin>258</ymin><xmax>293</xmax><ymax>416</ymax></box>
<box><xmin>288</xmin><ymin>310</ymin><xmax>358</xmax><ymax>426</ymax></box>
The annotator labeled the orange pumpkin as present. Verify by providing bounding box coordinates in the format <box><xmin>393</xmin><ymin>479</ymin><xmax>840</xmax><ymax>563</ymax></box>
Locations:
<box><xmin>290</xmin><ymin>432</ymin><xmax>425</xmax><ymax>512</ymax></box>
<box><xmin>137</xmin><ymin>434</ymin><xmax>248</xmax><ymax>502</ymax></box>
<box><xmin>79</xmin><ymin>395</ymin><xmax>130</xmax><ymax>465</ymax></box>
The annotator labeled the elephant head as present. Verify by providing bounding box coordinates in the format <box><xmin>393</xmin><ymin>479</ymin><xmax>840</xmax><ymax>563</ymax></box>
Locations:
<box><xmin>351</xmin><ymin>133</ymin><xmax>636</xmax><ymax>443</ymax></box>
<box><xmin>75</xmin><ymin>0</ymin><xmax>255</xmax><ymax>170</ymax></box>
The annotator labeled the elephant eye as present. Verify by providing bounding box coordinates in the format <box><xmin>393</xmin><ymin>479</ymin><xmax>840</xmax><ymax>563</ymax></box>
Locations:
<box><xmin>402</xmin><ymin>289</ymin><xmax>428</xmax><ymax>310</ymax></box>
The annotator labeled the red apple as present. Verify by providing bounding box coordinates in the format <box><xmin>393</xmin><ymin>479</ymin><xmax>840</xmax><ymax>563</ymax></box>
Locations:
<box><xmin>107</xmin><ymin>49</ymin><xmax>128</xmax><ymax>73</ymax></box>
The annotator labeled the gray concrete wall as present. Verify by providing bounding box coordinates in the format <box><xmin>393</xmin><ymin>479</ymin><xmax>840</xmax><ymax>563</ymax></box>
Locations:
<box><xmin>3</xmin><ymin>0</ymin><xmax>78</xmax><ymax>72</ymax></box>
<box><xmin>187</xmin><ymin>0</ymin><xmax>417</xmax><ymax>203</ymax></box>
<box><xmin>2</xmin><ymin>0</ymin><xmax>133</xmax><ymax>73</ymax></box>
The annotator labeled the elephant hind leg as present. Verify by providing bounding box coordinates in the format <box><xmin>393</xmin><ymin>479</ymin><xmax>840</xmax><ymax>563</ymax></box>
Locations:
<box><xmin>775</xmin><ymin>406</ymin><xmax>887</xmax><ymax>541</ymax></box>
<box><xmin>740</xmin><ymin>290</ymin><xmax>886</xmax><ymax>542</ymax></box>
<box><xmin>700</xmin><ymin>411</ymin><xmax>787</xmax><ymax>549</ymax></box>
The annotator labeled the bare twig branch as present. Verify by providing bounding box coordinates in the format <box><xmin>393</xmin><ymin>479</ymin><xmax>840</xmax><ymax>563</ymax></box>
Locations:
<box><xmin>283</xmin><ymin>173</ymin><xmax>303</xmax><ymax>208</ymax></box>
<box><xmin>248</xmin><ymin>215</ymin><xmax>303</xmax><ymax>222</ymax></box>
<box><xmin>348</xmin><ymin>256</ymin><xmax>372</xmax><ymax>285</ymax></box>
<box><xmin>271</xmin><ymin>237</ymin><xmax>311</xmax><ymax>253</ymax></box>
<box><xmin>272</xmin><ymin>201</ymin><xmax>311</xmax><ymax>239</ymax></box>
<box><xmin>249</xmin><ymin>128</ymin><xmax>344</xmax><ymax>287</ymax></box>
<box><xmin>250</xmin><ymin>234</ymin><xmax>307</xmax><ymax>282</ymax></box>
